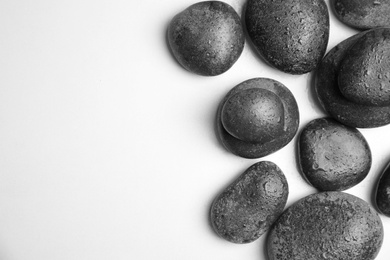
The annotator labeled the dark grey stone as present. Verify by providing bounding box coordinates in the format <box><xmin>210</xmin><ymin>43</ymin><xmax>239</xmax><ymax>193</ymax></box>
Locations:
<box><xmin>338</xmin><ymin>28</ymin><xmax>390</xmax><ymax>106</ymax></box>
<box><xmin>210</xmin><ymin>161</ymin><xmax>288</xmax><ymax>244</ymax></box>
<box><xmin>167</xmin><ymin>1</ymin><xmax>244</xmax><ymax>76</ymax></box>
<box><xmin>333</xmin><ymin>0</ymin><xmax>390</xmax><ymax>30</ymax></box>
<box><xmin>375</xmin><ymin>161</ymin><xmax>390</xmax><ymax>217</ymax></box>
<box><xmin>245</xmin><ymin>0</ymin><xmax>329</xmax><ymax>74</ymax></box>
<box><xmin>298</xmin><ymin>118</ymin><xmax>371</xmax><ymax>191</ymax></box>
<box><xmin>216</xmin><ymin>78</ymin><xmax>299</xmax><ymax>159</ymax></box>
<box><xmin>267</xmin><ymin>192</ymin><xmax>384</xmax><ymax>260</ymax></box>
<box><xmin>315</xmin><ymin>27</ymin><xmax>390</xmax><ymax>128</ymax></box>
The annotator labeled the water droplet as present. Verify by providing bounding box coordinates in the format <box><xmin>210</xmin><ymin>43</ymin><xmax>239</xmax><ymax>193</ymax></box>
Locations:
<box><xmin>378</xmin><ymin>74</ymin><xmax>383</xmax><ymax>79</ymax></box>
<box><xmin>312</xmin><ymin>162</ymin><xmax>319</xmax><ymax>170</ymax></box>
<box><xmin>374</xmin><ymin>1</ymin><xmax>381</xmax><ymax>5</ymax></box>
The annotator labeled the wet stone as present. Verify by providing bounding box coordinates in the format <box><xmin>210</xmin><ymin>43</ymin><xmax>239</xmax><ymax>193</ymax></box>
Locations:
<box><xmin>221</xmin><ymin>88</ymin><xmax>285</xmax><ymax>143</ymax></box>
<box><xmin>245</xmin><ymin>0</ymin><xmax>329</xmax><ymax>74</ymax></box>
<box><xmin>298</xmin><ymin>118</ymin><xmax>372</xmax><ymax>191</ymax></box>
<box><xmin>216</xmin><ymin>78</ymin><xmax>299</xmax><ymax>159</ymax></box>
<box><xmin>210</xmin><ymin>161</ymin><xmax>288</xmax><ymax>243</ymax></box>
<box><xmin>167</xmin><ymin>1</ymin><xmax>244</xmax><ymax>76</ymax></box>
<box><xmin>333</xmin><ymin>0</ymin><xmax>390</xmax><ymax>30</ymax></box>
<box><xmin>338</xmin><ymin>28</ymin><xmax>390</xmax><ymax>106</ymax></box>
<box><xmin>315</xmin><ymin>27</ymin><xmax>390</xmax><ymax>128</ymax></box>
<box><xmin>375</xmin><ymin>160</ymin><xmax>390</xmax><ymax>217</ymax></box>
<box><xmin>267</xmin><ymin>192</ymin><xmax>384</xmax><ymax>260</ymax></box>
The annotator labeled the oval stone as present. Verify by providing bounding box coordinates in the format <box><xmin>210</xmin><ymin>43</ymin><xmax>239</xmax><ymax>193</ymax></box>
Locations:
<box><xmin>167</xmin><ymin>1</ymin><xmax>244</xmax><ymax>76</ymax></box>
<box><xmin>315</xmin><ymin>28</ymin><xmax>390</xmax><ymax>128</ymax></box>
<box><xmin>267</xmin><ymin>192</ymin><xmax>384</xmax><ymax>260</ymax></box>
<box><xmin>221</xmin><ymin>88</ymin><xmax>285</xmax><ymax>143</ymax></box>
<box><xmin>375</xmin><ymin>160</ymin><xmax>390</xmax><ymax>217</ymax></box>
<box><xmin>338</xmin><ymin>28</ymin><xmax>390</xmax><ymax>106</ymax></box>
<box><xmin>210</xmin><ymin>161</ymin><xmax>288</xmax><ymax>244</ymax></box>
<box><xmin>298</xmin><ymin>118</ymin><xmax>371</xmax><ymax>191</ymax></box>
<box><xmin>333</xmin><ymin>0</ymin><xmax>390</xmax><ymax>30</ymax></box>
<box><xmin>245</xmin><ymin>0</ymin><xmax>329</xmax><ymax>74</ymax></box>
<box><xmin>216</xmin><ymin>78</ymin><xmax>299</xmax><ymax>159</ymax></box>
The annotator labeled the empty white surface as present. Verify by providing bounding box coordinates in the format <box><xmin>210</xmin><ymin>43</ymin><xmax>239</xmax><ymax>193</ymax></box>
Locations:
<box><xmin>0</xmin><ymin>0</ymin><xmax>390</xmax><ymax>259</ymax></box>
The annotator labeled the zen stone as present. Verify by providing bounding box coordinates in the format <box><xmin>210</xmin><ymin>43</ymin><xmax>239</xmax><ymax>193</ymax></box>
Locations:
<box><xmin>333</xmin><ymin>0</ymin><xmax>390</xmax><ymax>30</ymax></box>
<box><xmin>298</xmin><ymin>118</ymin><xmax>371</xmax><ymax>191</ymax></box>
<box><xmin>210</xmin><ymin>161</ymin><xmax>288</xmax><ymax>244</ymax></box>
<box><xmin>167</xmin><ymin>1</ymin><xmax>244</xmax><ymax>76</ymax></box>
<box><xmin>267</xmin><ymin>192</ymin><xmax>384</xmax><ymax>260</ymax></box>
<box><xmin>221</xmin><ymin>88</ymin><xmax>285</xmax><ymax>143</ymax></box>
<box><xmin>375</xmin><ymin>160</ymin><xmax>390</xmax><ymax>217</ymax></box>
<box><xmin>315</xmin><ymin>27</ymin><xmax>390</xmax><ymax>128</ymax></box>
<box><xmin>216</xmin><ymin>78</ymin><xmax>299</xmax><ymax>159</ymax></box>
<box><xmin>338</xmin><ymin>28</ymin><xmax>390</xmax><ymax>106</ymax></box>
<box><xmin>245</xmin><ymin>0</ymin><xmax>329</xmax><ymax>74</ymax></box>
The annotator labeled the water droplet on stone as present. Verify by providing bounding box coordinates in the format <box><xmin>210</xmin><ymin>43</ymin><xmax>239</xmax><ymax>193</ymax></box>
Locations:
<box><xmin>313</xmin><ymin>162</ymin><xmax>319</xmax><ymax>170</ymax></box>
<box><xmin>322</xmin><ymin>252</ymin><xmax>330</xmax><ymax>259</ymax></box>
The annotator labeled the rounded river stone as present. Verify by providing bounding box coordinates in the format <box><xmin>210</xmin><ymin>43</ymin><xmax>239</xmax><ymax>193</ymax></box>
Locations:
<box><xmin>167</xmin><ymin>1</ymin><xmax>244</xmax><ymax>76</ymax></box>
<box><xmin>216</xmin><ymin>78</ymin><xmax>299</xmax><ymax>159</ymax></box>
<box><xmin>267</xmin><ymin>191</ymin><xmax>384</xmax><ymax>260</ymax></box>
<box><xmin>298</xmin><ymin>118</ymin><xmax>371</xmax><ymax>191</ymax></box>
<box><xmin>315</xmin><ymin>27</ymin><xmax>390</xmax><ymax>128</ymax></box>
<box><xmin>221</xmin><ymin>88</ymin><xmax>285</xmax><ymax>143</ymax></box>
<box><xmin>333</xmin><ymin>0</ymin><xmax>390</xmax><ymax>30</ymax></box>
<box><xmin>375</xmin><ymin>160</ymin><xmax>390</xmax><ymax>217</ymax></box>
<box><xmin>245</xmin><ymin>0</ymin><xmax>329</xmax><ymax>74</ymax></box>
<box><xmin>338</xmin><ymin>28</ymin><xmax>390</xmax><ymax>106</ymax></box>
<box><xmin>210</xmin><ymin>161</ymin><xmax>288</xmax><ymax>244</ymax></box>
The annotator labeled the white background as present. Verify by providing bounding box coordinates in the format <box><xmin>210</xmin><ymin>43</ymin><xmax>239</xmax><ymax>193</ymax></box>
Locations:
<box><xmin>0</xmin><ymin>0</ymin><xmax>389</xmax><ymax>259</ymax></box>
